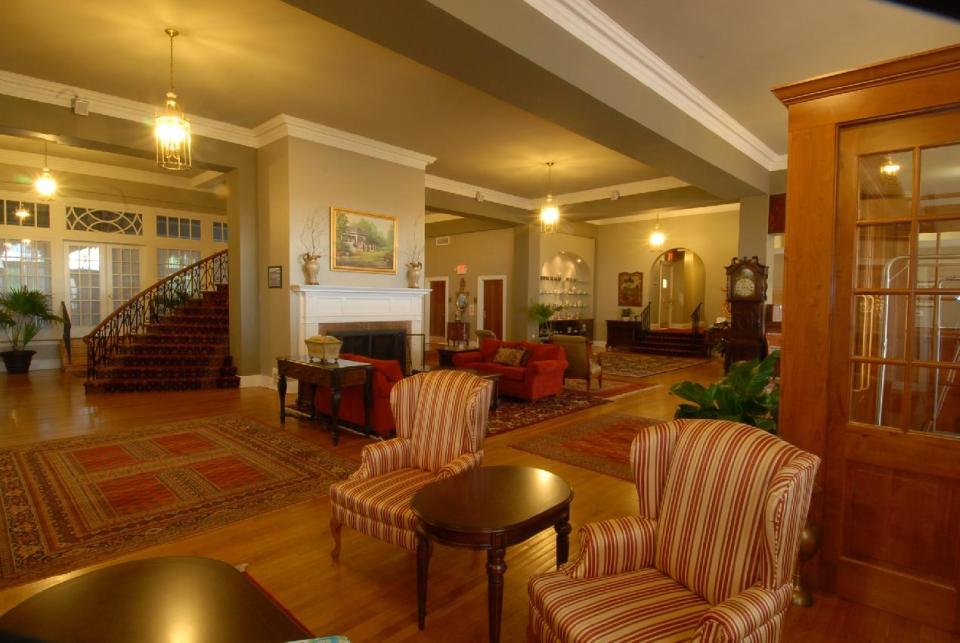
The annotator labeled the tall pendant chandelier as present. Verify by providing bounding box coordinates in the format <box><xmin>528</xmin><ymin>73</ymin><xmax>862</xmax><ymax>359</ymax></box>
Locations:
<box><xmin>155</xmin><ymin>28</ymin><xmax>192</xmax><ymax>171</ymax></box>
<box><xmin>539</xmin><ymin>161</ymin><xmax>559</xmax><ymax>234</ymax></box>
<box><xmin>649</xmin><ymin>212</ymin><xmax>666</xmax><ymax>249</ymax></box>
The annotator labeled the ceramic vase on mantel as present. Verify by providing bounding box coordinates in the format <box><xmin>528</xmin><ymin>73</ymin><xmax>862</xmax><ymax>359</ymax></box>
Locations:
<box><xmin>406</xmin><ymin>262</ymin><xmax>423</xmax><ymax>288</ymax></box>
<box><xmin>302</xmin><ymin>253</ymin><xmax>321</xmax><ymax>285</ymax></box>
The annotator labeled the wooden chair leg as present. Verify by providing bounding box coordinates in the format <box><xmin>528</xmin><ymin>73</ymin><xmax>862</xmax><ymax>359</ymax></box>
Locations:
<box><xmin>330</xmin><ymin>515</ymin><xmax>342</xmax><ymax>560</ymax></box>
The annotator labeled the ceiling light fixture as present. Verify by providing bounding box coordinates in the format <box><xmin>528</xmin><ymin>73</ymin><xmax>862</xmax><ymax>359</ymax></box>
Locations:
<box><xmin>34</xmin><ymin>142</ymin><xmax>57</xmax><ymax>200</ymax></box>
<box><xmin>879</xmin><ymin>155</ymin><xmax>901</xmax><ymax>177</ymax></box>
<box><xmin>155</xmin><ymin>28</ymin><xmax>191</xmax><ymax>171</ymax></box>
<box><xmin>649</xmin><ymin>213</ymin><xmax>666</xmax><ymax>249</ymax></box>
<box><xmin>539</xmin><ymin>161</ymin><xmax>559</xmax><ymax>234</ymax></box>
<box><xmin>14</xmin><ymin>202</ymin><xmax>30</xmax><ymax>220</ymax></box>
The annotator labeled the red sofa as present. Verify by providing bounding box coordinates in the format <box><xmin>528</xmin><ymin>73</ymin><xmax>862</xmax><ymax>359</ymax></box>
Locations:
<box><xmin>313</xmin><ymin>353</ymin><xmax>403</xmax><ymax>437</ymax></box>
<box><xmin>452</xmin><ymin>339</ymin><xmax>568</xmax><ymax>401</ymax></box>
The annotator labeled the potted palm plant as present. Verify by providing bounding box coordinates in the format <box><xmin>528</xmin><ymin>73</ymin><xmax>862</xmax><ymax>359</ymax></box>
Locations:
<box><xmin>530</xmin><ymin>303</ymin><xmax>555</xmax><ymax>340</ymax></box>
<box><xmin>0</xmin><ymin>287</ymin><xmax>62</xmax><ymax>374</ymax></box>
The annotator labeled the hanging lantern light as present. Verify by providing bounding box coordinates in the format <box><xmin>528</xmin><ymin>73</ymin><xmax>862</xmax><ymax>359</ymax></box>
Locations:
<box><xmin>155</xmin><ymin>28</ymin><xmax>192</xmax><ymax>170</ymax></box>
<box><xmin>649</xmin><ymin>214</ymin><xmax>666</xmax><ymax>249</ymax></box>
<box><xmin>539</xmin><ymin>161</ymin><xmax>560</xmax><ymax>234</ymax></box>
<box><xmin>34</xmin><ymin>142</ymin><xmax>57</xmax><ymax>200</ymax></box>
<box><xmin>14</xmin><ymin>202</ymin><xmax>31</xmax><ymax>220</ymax></box>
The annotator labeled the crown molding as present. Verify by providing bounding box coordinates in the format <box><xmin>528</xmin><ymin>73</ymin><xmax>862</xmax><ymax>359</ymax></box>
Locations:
<box><xmin>524</xmin><ymin>0</ymin><xmax>786</xmax><ymax>171</ymax></box>
<box><xmin>0</xmin><ymin>69</ymin><xmax>259</xmax><ymax>147</ymax></box>
<box><xmin>254</xmin><ymin>114</ymin><xmax>436</xmax><ymax>170</ymax></box>
<box><xmin>0</xmin><ymin>148</ymin><xmax>216</xmax><ymax>192</ymax></box>
<box><xmin>587</xmin><ymin>202</ymin><xmax>740</xmax><ymax>225</ymax></box>
<box><xmin>554</xmin><ymin>177</ymin><xmax>688</xmax><ymax>206</ymax></box>
<box><xmin>425</xmin><ymin>174</ymin><xmax>534</xmax><ymax>210</ymax></box>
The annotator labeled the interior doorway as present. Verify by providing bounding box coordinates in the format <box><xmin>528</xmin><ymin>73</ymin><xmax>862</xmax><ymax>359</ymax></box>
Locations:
<box><xmin>478</xmin><ymin>275</ymin><xmax>506</xmax><ymax>340</ymax></box>
<box><xmin>427</xmin><ymin>277</ymin><xmax>447</xmax><ymax>340</ymax></box>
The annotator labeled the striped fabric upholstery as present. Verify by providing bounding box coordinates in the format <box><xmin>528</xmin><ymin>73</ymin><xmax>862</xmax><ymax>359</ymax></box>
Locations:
<box><xmin>655</xmin><ymin>421</ymin><xmax>812</xmax><ymax>605</ymax></box>
<box><xmin>529</xmin><ymin>567</ymin><xmax>710</xmax><ymax>642</ymax></box>
<box><xmin>405</xmin><ymin>370</ymin><xmax>492</xmax><ymax>472</ymax></box>
<box><xmin>631</xmin><ymin>420</ymin><xmax>680</xmax><ymax>519</ymax></box>
<box><xmin>329</xmin><ymin>370</ymin><xmax>491</xmax><ymax>554</ymax></box>
<box><xmin>528</xmin><ymin>419</ymin><xmax>820</xmax><ymax>643</ymax></box>
<box><xmin>562</xmin><ymin>516</ymin><xmax>656</xmax><ymax>580</ymax></box>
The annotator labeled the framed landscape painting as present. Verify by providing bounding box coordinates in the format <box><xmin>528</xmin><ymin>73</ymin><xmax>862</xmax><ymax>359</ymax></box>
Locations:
<box><xmin>330</xmin><ymin>207</ymin><xmax>398</xmax><ymax>273</ymax></box>
<box><xmin>617</xmin><ymin>271</ymin><xmax>643</xmax><ymax>306</ymax></box>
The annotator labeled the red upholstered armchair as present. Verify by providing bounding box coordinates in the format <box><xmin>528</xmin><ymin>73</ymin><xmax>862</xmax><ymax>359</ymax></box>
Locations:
<box><xmin>329</xmin><ymin>370</ymin><xmax>493</xmax><ymax>556</ymax></box>
<box><xmin>452</xmin><ymin>339</ymin><xmax>568</xmax><ymax>401</ymax></box>
<box><xmin>528</xmin><ymin>420</ymin><xmax>820</xmax><ymax>642</ymax></box>
<box><xmin>313</xmin><ymin>353</ymin><xmax>403</xmax><ymax>437</ymax></box>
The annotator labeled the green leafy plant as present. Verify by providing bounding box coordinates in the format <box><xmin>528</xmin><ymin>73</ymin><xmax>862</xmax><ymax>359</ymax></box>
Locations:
<box><xmin>0</xmin><ymin>287</ymin><xmax>62</xmax><ymax>351</ymax></box>
<box><xmin>530</xmin><ymin>302</ymin><xmax>555</xmax><ymax>326</ymax></box>
<box><xmin>670</xmin><ymin>351</ymin><xmax>780</xmax><ymax>433</ymax></box>
<box><xmin>621</xmin><ymin>307</ymin><xmax>633</xmax><ymax>318</ymax></box>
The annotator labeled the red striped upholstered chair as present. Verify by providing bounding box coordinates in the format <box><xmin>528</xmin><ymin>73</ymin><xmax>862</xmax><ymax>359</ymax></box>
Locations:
<box><xmin>328</xmin><ymin>370</ymin><xmax>493</xmax><ymax>557</ymax></box>
<box><xmin>528</xmin><ymin>420</ymin><xmax>819</xmax><ymax>643</ymax></box>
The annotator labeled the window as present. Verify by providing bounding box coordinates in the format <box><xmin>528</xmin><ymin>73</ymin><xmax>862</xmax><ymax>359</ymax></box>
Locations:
<box><xmin>157</xmin><ymin>215</ymin><xmax>201</xmax><ymax>241</ymax></box>
<box><xmin>212</xmin><ymin>221</ymin><xmax>228</xmax><ymax>243</ymax></box>
<box><xmin>2</xmin><ymin>200</ymin><xmax>50</xmax><ymax>228</ymax></box>
<box><xmin>66</xmin><ymin>207</ymin><xmax>142</xmax><ymax>235</ymax></box>
<box><xmin>157</xmin><ymin>248</ymin><xmax>201</xmax><ymax>278</ymax></box>
<box><xmin>0</xmin><ymin>240</ymin><xmax>52</xmax><ymax>296</ymax></box>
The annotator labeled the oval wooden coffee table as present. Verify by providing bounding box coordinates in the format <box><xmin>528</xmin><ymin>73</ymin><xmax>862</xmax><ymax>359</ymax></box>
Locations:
<box><xmin>411</xmin><ymin>465</ymin><xmax>573</xmax><ymax>643</ymax></box>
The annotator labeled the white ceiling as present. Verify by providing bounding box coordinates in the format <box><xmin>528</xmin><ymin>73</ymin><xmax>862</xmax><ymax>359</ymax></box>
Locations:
<box><xmin>0</xmin><ymin>0</ymin><xmax>957</xmax><ymax>210</ymax></box>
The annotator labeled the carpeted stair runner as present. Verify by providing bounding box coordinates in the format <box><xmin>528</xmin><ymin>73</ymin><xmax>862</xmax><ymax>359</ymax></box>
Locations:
<box><xmin>85</xmin><ymin>285</ymin><xmax>239</xmax><ymax>393</ymax></box>
<box><xmin>629</xmin><ymin>329</ymin><xmax>710</xmax><ymax>357</ymax></box>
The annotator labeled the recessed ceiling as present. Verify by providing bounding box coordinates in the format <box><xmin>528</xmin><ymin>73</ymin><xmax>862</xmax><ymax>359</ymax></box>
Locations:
<box><xmin>0</xmin><ymin>0</ymin><xmax>662</xmax><ymax>198</ymax></box>
<box><xmin>591</xmin><ymin>0</ymin><xmax>960</xmax><ymax>154</ymax></box>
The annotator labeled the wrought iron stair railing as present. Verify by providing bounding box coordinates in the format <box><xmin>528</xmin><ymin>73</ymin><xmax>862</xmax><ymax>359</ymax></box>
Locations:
<box><xmin>691</xmin><ymin>302</ymin><xmax>704</xmax><ymax>335</ymax></box>
<box><xmin>84</xmin><ymin>250</ymin><xmax>228</xmax><ymax>378</ymax></box>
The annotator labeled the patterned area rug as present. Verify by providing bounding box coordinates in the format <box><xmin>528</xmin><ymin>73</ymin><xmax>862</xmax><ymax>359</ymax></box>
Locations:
<box><xmin>488</xmin><ymin>389</ymin><xmax>610</xmax><ymax>436</ymax></box>
<box><xmin>0</xmin><ymin>415</ymin><xmax>355</xmax><ymax>588</ymax></box>
<box><xmin>563</xmin><ymin>376</ymin><xmax>660</xmax><ymax>400</ymax></box>
<box><xmin>512</xmin><ymin>413</ymin><xmax>664</xmax><ymax>479</ymax></box>
<box><xmin>598</xmin><ymin>351</ymin><xmax>711</xmax><ymax>379</ymax></box>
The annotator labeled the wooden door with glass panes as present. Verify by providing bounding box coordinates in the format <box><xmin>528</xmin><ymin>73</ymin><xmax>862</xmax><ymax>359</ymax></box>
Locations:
<box><xmin>829</xmin><ymin>109</ymin><xmax>960</xmax><ymax>631</ymax></box>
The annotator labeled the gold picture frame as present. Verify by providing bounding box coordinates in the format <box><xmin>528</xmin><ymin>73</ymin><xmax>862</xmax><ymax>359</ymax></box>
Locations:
<box><xmin>330</xmin><ymin>207</ymin><xmax>398</xmax><ymax>274</ymax></box>
<box><xmin>617</xmin><ymin>271</ymin><xmax>643</xmax><ymax>306</ymax></box>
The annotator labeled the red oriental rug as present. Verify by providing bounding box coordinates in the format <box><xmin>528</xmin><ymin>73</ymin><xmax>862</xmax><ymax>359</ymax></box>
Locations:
<box><xmin>0</xmin><ymin>415</ymin><xmax>355</xmax><ymax>588</ymax></box>
<box><xmin>512</xmin><ymin>413</ymin><xmax>664</xmax><ymax>479</ymax></box>
<box><xmin>487</xmin><ymin>389</ymin><xmax>610</xmax><ymax>436</ymax></box>
<box><xmin>563</xmin><ymin>376</ymin><xmax>660</xmax><ymax>400</ymax></box>
<box><xmin>598</xmin><ymin>352</ymin><xmax>711</xmax><ymax>379</ymax></box>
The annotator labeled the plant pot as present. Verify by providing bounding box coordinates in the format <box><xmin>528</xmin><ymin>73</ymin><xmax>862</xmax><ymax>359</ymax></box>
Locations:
<box><xmin>1</xmin><ymin>350</ymin><xmax>36</xmax><ymax>374</ymax></box>
<box><xmin>406</xmin><ymin>262</ymin><xmax>423</xmax><ymax>288</ymax></box>
<box><xmin>301</xmin><ymin>254</ymin><xmax>321</xmax><ymax>285</ymax></box>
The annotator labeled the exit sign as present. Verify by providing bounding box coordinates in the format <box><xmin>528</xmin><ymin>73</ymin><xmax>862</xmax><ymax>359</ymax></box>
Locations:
<box><xmin>456</xmin><ymin>264</ymin><xmax>468</xmax><ymax>274</ymax></box>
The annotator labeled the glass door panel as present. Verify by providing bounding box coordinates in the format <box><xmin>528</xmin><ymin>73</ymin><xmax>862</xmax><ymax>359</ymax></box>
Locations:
<box><xmin>67</xmin><ymin>244</ymin><xmax>103</xmax><ymax>330</ymax></box>
<box><xmin>920</xmin><ymin>144</ymin><xmax>960</xmax><ymax>217</ymax></box>
<box><xmin>855</xmin><ymin>223</ymin><xmax>912</xmax><ymax>289</ymax></box>
<box><xmin>858</xmin><ymin>150</ymin><xmax>913</xmax><ymax>220</ymax></box>
<box><xmin>110</xmin><ymin>246</ymin><xmax>141</xmax><ymax>311</ymax></box>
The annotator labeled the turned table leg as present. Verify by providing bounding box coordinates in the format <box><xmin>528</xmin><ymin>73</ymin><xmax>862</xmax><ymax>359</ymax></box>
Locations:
<box><xmin>416</xmin><ymin>534</ymin><xmax>431</xmax><ymax>630</ymax></box>
<box><xmin>486</xmin><ymin>547</ymin><xmax>507</xmax><ymax>643</ymax></box>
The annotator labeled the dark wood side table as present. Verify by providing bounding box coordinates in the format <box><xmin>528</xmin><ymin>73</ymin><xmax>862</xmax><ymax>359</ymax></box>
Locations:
<box><xmin>0</xmin><ymin>557</ymin><xmax>312</xmax><ymax>643</ymax></box>
<box><xmin>277</xmin><ymin>356</ymin><xmax>374</xmax><ymax>446</ymax></box>
<box><xmin>411</xmin><ymin>466</ymin><xmax>573</xmax><ymax>643</ymax></box>
<box><xmin>436</xmin><ymin>344</ymin><xmax>476</xmax><ymax>367</ymax></box>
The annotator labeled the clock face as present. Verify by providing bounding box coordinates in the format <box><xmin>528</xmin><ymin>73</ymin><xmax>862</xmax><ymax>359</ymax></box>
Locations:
<box><xmin>733</xmin><ymin>277</ymin><xmax>756</xmax><ymax>298</ymax></box>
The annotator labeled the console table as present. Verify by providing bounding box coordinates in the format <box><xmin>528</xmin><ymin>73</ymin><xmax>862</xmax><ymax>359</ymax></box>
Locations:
<box><xmin>276</xmin><ymin>356</ymin><xmax>373</xmax><ymax>446</ymax></box>
<box><xmin>605</xmin><ymin>319</ymin><xmax>644</xmax><ymax>350</ymax></box>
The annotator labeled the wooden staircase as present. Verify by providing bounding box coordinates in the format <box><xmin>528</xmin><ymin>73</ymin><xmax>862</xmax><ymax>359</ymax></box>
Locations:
<box><xmin>630</xmin><ymin>329</ymin><xmax>710</xmax><ymax>358</ymax></box>
<box><xmin>84</xmin><ymin>250</ymin><xmax>239</xmax><ymax>394</ymax></box>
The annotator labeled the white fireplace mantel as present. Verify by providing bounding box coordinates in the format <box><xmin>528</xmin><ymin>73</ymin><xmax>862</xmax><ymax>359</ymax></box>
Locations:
<box><xmin>290</xmin><ymin>284</ymin><xmax>430</xmax><ymax>357</ymax></box>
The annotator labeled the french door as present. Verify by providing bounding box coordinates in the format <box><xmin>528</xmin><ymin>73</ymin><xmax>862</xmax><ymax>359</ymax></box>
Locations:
<box><xmin>65</xmin><ymin>242</ymin><xmax>141</xmax><ymax>333</ymax></box>
<box><xmin>828</xmin><ymin>109</ymin><xmax>960</xmax><ymax>630</ymax></box>
<box><xmin>658</xmin><ymin>262</ymin><xmax>674</xmax><ymax>328</ymax></box>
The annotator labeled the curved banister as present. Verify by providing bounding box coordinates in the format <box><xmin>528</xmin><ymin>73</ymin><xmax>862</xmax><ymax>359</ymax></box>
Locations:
<box><xmin>84</xmin><ymin>249</ymin><xmax>228</xmax><ymax>378</ymax></box>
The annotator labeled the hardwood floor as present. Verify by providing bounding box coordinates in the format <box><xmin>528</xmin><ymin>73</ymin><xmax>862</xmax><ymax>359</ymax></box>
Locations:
<box><xmin>1</xmin><ymin>361</ymin><xmax>957</xmax><ymax>642</ymax></box>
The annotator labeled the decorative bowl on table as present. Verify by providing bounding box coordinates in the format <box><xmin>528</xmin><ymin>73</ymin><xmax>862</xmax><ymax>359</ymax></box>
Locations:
<box><xmin>305</xmin><ymin>334</ymin><xmax>342</xmax><ymax>364</ymax></box>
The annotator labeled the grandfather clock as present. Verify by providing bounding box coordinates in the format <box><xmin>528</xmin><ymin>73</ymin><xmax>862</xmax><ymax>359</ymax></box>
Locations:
<box><xmin>724</xmin><ymin>256</ymin><xmax>768</xmax><ymax>371</ymax></box>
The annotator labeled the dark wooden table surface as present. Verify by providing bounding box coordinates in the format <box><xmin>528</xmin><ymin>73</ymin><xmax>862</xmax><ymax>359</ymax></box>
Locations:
<box><xmin>411</xmin><ymin>466</ymin><xmax>573</xmax><ymax>643</ymax></box>
<box><xmin>276</xmin><ymin>356</ymin><xmax>373</xmax><ymax>445</ymax></box>
<box><xmin>0</xmin><ymin>557</ymin><xmax>312</xmax><ymax>643</ymax></box>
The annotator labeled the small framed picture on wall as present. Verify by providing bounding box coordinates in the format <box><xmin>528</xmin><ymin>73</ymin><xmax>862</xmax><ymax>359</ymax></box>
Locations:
<box><xmin>267</xmin><ymin>265</ymin><xmax>283</xmax><ymax>289</ymax></box>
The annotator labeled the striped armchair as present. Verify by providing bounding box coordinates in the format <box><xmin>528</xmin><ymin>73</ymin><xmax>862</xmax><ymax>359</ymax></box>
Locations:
<box><xmin>329</xmin><ymin>370</ymin><xmax>493</xmax><ymax>556</ymax></box>
<box><xmin>528</xmin><ymin>420</ymin><xmax>819</xmax><ymax>642</ymax></box>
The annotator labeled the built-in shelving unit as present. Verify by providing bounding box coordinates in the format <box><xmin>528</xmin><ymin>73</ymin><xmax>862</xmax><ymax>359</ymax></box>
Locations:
<box><xmin>539</xmin><ymin>251</ymin><xmax>593</xmax><ymax>338</ymax></box>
